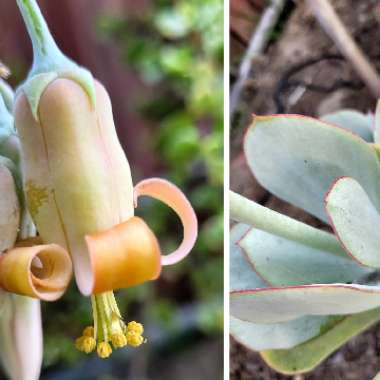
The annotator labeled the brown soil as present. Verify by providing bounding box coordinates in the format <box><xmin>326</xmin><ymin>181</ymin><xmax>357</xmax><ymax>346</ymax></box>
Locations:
<box><xmin>230</xmin><ymin>0</ymin><xmax>380</xmax><ymax>379</ymax></box>
<box><xmin>231</xmin><ymin>325</ymin><xmax>380</xmax><ymax>380</ymax></box>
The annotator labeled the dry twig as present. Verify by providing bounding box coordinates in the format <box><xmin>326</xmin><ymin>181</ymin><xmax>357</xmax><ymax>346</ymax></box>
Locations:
<box><xmin>306</xmin><ymin>0</ymin><xmax>380</xmax><ymax>98</ymax></box>
<box><xmin>230</xmin><ymin>0</ymin><xmax>286</xmax><ymax>119</ymax></box>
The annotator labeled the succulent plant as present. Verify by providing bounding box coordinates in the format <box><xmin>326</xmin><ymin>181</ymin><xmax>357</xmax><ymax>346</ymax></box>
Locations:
<box><xmin>230</xmin><ymin>107</ymin><xmax>380</xmax><ymax>376</ymax></box>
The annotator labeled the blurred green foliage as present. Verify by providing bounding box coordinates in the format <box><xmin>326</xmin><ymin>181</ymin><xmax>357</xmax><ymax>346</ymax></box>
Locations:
<box><xmin>40</xmin><ymin>0</ymin><xmax>223</xmax><ymax>374</ymax></box>
<box><xmin>98</xmin><ymin>0</ymin><xmax>224</xmax><ymax>336</ymax></box>
<box><xmin>100</xmin><ymin>0</ymin><xmax>223</xmax><ymax>313</ymax></box>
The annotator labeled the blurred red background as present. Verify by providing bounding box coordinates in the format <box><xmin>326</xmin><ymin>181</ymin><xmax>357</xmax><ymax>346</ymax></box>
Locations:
<box><xmin>0</xmin><ymin>0</ymin><xmax>156</xmax><ymax>176</ymax></box>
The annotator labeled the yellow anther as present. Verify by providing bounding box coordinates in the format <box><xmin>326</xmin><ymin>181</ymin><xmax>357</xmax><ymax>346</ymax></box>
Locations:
<box><xmin>82</xmin><ymin>336</ymin><xmax>96</xmax><ymax>354</ymax></box>
<box><xmin>75</xmin><ymin>335</ymin><xmax>96</xmax><ymax>354</ymax></box>
<box><xmin>75</xmin><ymin>336</ymin><xmax>85</xmax><ymax>352</ymax></box>
<box><xmin>127</xmin><ymin>321</ymin><xmax>144</xmax><ymax>335</ymax></box>
<box><xmin>83</xmin><ymin>326</ymin><xmax>94</xmax><ymax>337</ymax></box>
<box><xmin>111</xmin><ymin>333</ymin><xmax>127</xmax><ymax>348</ymax></box>
<box><xmin>76</xmin><ymin>293</ymin><xmax>149</xmax><ymax>357</ymax></box>
<box><xmin>126</xmin><ymin>331</ymin><xmax>144</xmax><ymax>347</ymax></box>
<box><xmin>97</xmin><ymin>342</ymin><xmax>112</xmax><ymax>359</ymax></box>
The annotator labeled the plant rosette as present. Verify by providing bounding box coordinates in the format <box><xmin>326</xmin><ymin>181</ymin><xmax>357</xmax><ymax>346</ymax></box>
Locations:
<box><xmin>230</xmin><ymin>107</ymin><xmax>380</xmax><ymax>376</ymax></box>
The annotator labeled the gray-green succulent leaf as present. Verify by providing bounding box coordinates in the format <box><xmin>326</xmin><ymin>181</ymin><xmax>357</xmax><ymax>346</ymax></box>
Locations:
<box><xmin>321</xmin><ymin>109</ymin><xmax>373</xmax><ymax>142</ymax></box>
<box><xmin>239</xmin><ymin>228</ymin><xmax>372</xmax><ymax>287</ymax></box>
<box><xmin>230</xmin><ymin>223</ymin><xmax>337</xmax><ymax>351</ymax></box>
<box><xmin>230</xmin><ymin>111</ymin><xmax>380</xmax><ymax>374</ymax></box>
<box><xmin>244</xmin><ymin>115</ymin><xmax>380</xmax><ymax>223</ymax></box>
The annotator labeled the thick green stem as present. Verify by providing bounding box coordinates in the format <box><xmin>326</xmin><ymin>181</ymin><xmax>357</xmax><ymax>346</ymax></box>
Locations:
<box><xmin>16</xmin><ymin>0</ymin><xmax>96</xmax><ymax>118</ymax></box>
<box><xmin>230</xmin><ymin>191</ymin><xmax>346</xmax><ymax>257</ymax></box>
<box><xmin>16</xmin><ymin>0</ymin><xmax>63</xmax><ymax>69</ymax></box>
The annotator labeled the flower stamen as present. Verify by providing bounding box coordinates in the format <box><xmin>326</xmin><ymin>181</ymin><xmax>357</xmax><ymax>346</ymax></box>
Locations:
<box><xmin>75</xmin><ymin>291</ymin><xmax>145</xmax><ymax>358</ymax></box>
<box><xmin>97</xmin><ymin>342</ymin><xmax>112</xmax><ymax>359</ymax></box>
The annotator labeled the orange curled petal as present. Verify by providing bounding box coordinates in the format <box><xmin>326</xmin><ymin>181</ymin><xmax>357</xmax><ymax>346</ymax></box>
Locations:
<box><xmin>0</xmin><ymin>244</ymin><xmax>72</xmax><ymax>301</ymax></box>
<box><xmin>86</xmin><ymin>216</ymin><xmax>162</xmax><ymax>294</ymax></box>
<box><xmin>134</xmin><ymin>178</ymin><xmax>198</xmax><ymax>266</ymax></box>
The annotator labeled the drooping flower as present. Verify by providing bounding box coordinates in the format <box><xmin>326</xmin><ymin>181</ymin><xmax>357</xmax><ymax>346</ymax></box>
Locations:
<box><xmin>0</xmin><ymin>75</ymin><xmax>72</xmax><ymax>380</ymax></box>
<box><xmin>14</xmin><ymin>0</ymin><xmax>198</xmax><ymax>357</ymax></box>
<box><xmin>0</xmin><ymin>76</ymin><xmax>72</xmax><ymax>303</ymax></box>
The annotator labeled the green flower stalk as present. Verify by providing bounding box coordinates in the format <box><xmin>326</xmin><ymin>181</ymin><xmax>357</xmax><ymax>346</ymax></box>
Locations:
<box><xmin>14</xmin><ymin>0</ymin><xmax>197</xmax><ymax>358</ymax></box>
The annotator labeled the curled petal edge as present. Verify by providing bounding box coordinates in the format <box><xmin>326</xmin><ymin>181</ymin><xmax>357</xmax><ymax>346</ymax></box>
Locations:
<box><xmin>86</xmin><ymin>216</ymin><xmax>162</xmax><ymax>294</ymax></box>
<box><xmin>134</xmin><ymin>178</ymin><xmax>198</xmax><ymax>266</ymax></box>
<box><xmin>0</xmin><ymin>243</ymin><xmax>72</xmax><ymax>301</ymax></box>
<box><xmin>82</xmin><ymin>178</ymin><xmax>197</xmax><ymax>295</ymax></box>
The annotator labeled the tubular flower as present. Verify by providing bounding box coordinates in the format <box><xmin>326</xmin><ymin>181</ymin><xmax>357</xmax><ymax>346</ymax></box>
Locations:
<box><xmin>14</xmin><ymin>0</ymin><xmax>198</xmax><ymax>356</ymax></box>
<box><xmin>0</xmin><ymin>78</ymin><xmax>72</xmax><ymax>303</ymax></box>
<box><xmin>0</xmin><ymin>157</ymin><xmax>43</xmax><ymax>380</ymax></box>
<box><xmin>0</xmin><ymin>77</ymin><xmax>72</xmax><ymax>380</ymax></box>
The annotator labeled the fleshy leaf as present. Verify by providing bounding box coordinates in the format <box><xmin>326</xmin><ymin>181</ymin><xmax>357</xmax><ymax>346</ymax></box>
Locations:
<box><xmin>240</xmin><ymin>228</ymin><xmax>372</xmax><ymax>286</ymax></box>
<box><xmin>374</xmin><ymin>99</ymin><xmax>380</xmax><ymax>144</ymax></box>
<box><xmin>244</xmin><ymin>115</ymin><xmax>380</xmax><ymax>222</ymax></box>
<box><xmin>231</xmin><ymin>284</ymin><xmax>380</xmax><ymax>324</ymax></box>
<box><xmin>230</xmin><ymin>314</ymin><xmax>333</xmax><ymax>351</ymax></box>
<box><xmin>261</xmin><ymin>307</ymin><xmax>380</xmax><ymax>375</ymax></box>
<box><xmin>326</xmin><ymin>176</ymin><xmax>380</xmax><ymax>268</ymax></box>
<box><xmin>230</xmin><ymin>224</ymin><xmax>355</xmax><ymax>352</ymax></box>
<box><xmin>230</xmin><ymin>223</ymin><xmax>266</xmax><ymax>291</ymax></box>
<box><xmin>321</xmin><ymin>109</ymin><xmax>373</xmax><ymax>142</ymax></box>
